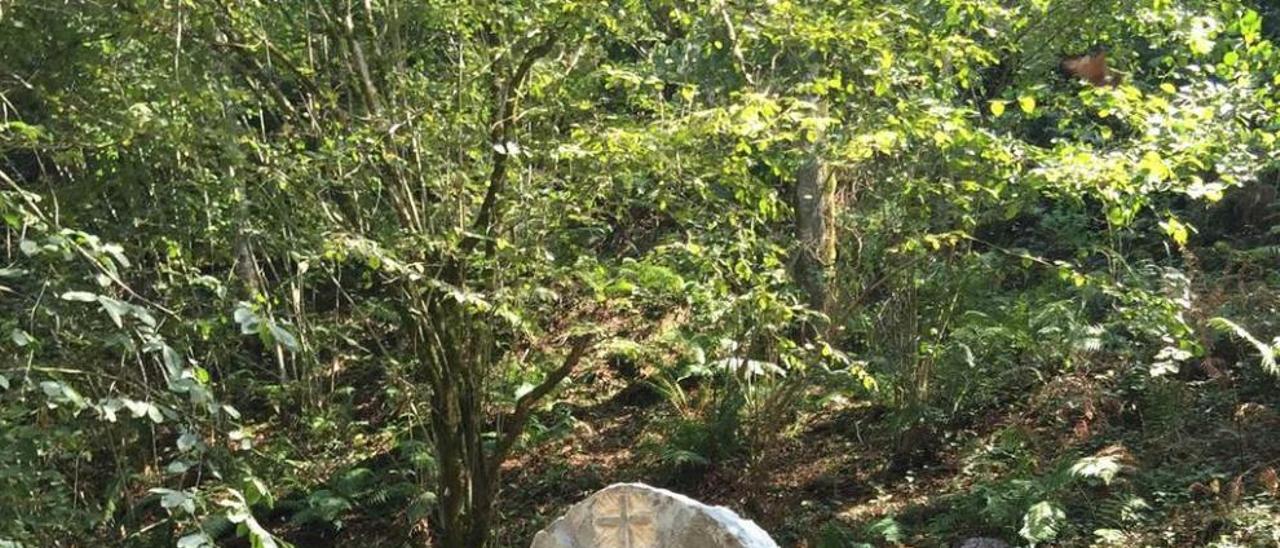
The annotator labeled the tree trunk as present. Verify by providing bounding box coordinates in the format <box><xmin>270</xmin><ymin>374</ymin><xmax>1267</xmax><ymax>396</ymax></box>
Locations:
<box><xmin>421</xmin><ymin>304</ymin><xmax>591</xmax><ymax>548</ymax></box>
<box><xmin>794</xmin><ymin>100</ymin><xmax>835</xmax><ymax>329</ymax></box>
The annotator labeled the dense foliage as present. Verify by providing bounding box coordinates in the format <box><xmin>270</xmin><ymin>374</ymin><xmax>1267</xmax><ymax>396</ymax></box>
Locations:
<box><xmin>2</xmin><ymin>0</ymin><xmax>1278</xmax><ymax>546</ymax></box>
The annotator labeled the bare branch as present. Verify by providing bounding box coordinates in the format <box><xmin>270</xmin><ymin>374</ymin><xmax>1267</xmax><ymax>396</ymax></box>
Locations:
<box><xmin>487</xmin><ymin>335</ymin><xmax>592</xmax><ymax>475</ymax></box>
<box><xmin>719</xmin><ymin>4</ymin><xmax>755</xmax><ymax>86</ymax></box>
<box><xmin>463</xmin><ymin>32</ymin><xmax>559</xmax><ymax>256</ymax></box>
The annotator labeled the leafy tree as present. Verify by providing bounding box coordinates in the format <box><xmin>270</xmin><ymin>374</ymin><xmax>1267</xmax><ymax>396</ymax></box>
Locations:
<box><xmin>1</xmin><ymin>0</ymin><xmax>1277</xmax><ymax>546</ymax></box>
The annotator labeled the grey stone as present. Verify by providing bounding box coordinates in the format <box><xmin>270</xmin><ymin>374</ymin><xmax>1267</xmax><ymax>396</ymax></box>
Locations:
<box><xmin>956</xmin><ymin>538</ymin><xmax>1012</xmax><ymax>548</ymax></box>
<box><xmin>530</xmin><ymin>483</ymin><xmax>778</xmax><ymax>548</ymax></box>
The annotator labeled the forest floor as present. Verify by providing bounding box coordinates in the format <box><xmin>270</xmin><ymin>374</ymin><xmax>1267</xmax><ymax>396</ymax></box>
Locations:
<box><xmin>483</xmin><ymin>363</ymin><xmax>1280</xmax><ymax>548</ymax></box>
<box><xmin>273</xmin><ymin>343</ymin><xmax>1280</xmax><ymax>548</ymax></box>
<box><xmin>487</xmin><ymin>385</ymin><xmax>992</xmax><ymax>547</ymax></box>
<box><xmin>492</xmin><ymin>394</ymin><xmax>934</xmax><ymax>547</ymax></box>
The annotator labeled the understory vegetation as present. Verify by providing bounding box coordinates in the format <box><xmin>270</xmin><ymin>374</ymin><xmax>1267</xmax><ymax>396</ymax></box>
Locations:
<box><xmin>2</xmin><ymin>0</ymin><xmax>1279</xmax><ymax>546</ymax></box>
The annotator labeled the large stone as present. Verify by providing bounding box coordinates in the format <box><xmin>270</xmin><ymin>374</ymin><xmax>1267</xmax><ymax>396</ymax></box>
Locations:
<box><xmin>956</xmin><ymin>538</ymin><xmax>1012</xmax><ymax>548</ymax></box>
<box><xmin>530</xmin><ymin>482</ymin><xmax>778</xmax><ymax>548</ymax></box>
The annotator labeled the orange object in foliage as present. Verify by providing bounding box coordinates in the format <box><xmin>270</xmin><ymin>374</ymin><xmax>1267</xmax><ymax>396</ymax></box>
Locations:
<box><xmin>1061</xmin><ymin>50</ymin><xmax>1121</xmax><ymax>87</ymax></box>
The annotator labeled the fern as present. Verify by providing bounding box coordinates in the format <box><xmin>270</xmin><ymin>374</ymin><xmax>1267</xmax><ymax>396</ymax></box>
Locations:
<box><xmin>1019</xmin><ymin>501</ymin><xmax>1066</xmax><ymax>545</ymax></box>
<box><xmin>1071</xmin><ymin>456</ymin><xmax>1123</xmax><ymax>485</ymax></box>
<box><xmin>1208</xmin><ymin>317</ymin><xmax>1279</xmax><ymax>376</ymax></box>
<box><xmin>1242</xmin><ymin>244</ymin><xmax>1280</xmax><ymax>259</ymax></box>
<box><xmin>816</xmin><ymin>521</ymin><xmax>869</xmax><ymax>548</ymax></box>
<box><xmin>1072</xmin><ymin>324</ymin><xmax>1106</xmax><ymax>353</ymax></box>
<box><xmin>660</xmin><ymin>448</ymin><xmax>711</xmax><ymax>467</ymax></box>
<box><xmin>365</xmin><ymin>481</ymin><xmax>417</xmax><ymax>506</ymax></box>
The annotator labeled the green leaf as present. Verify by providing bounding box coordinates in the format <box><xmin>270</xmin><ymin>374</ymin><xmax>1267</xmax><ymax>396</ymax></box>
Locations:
<box><xmin>1150</xmin><ymin>360</ymin><xmax>1179</xmax><ymax>377</ymax></box>
<box><xmin>867</xmin><ymin>516</ymin><xmax>904</xmax><ymax>543</ymax></box>
<box><xmin>1018</xmin><ymin>95</ymin><xmax>1036</xmax><ymax>114</ymax></box>
<box><xmin>99</xmin><ymin>296</ymin><xmax>128</xmax><ymax>328</ymax></box>
<box><xmin>222</xmin><ymin>500</ymin><xmax>281</xmax><ymax>548</ymax></box>
<box><xmin>1020</xmin><ymin>501</ymin><xmax>1066</xmax><ymax>544</ymax></box>
<box><xmin>151</xmin><ymin>488</ymin><xmax>196</xmax><ymax>515</ymax></box>
<box><xmin>60</xmin><ymin>291</ymin><xmax>99</xmax><ymax>302</ymax></box>
<box><xmin>234</xmin><ymin>305</ymin><xmax>259</xmax><ymax>334</ymax></box>
<box><xmin>268</xmin><ymin>322</ymin><xmax>299</xmax><ymax>352</ymax></box>
<box><xmin>130</xmin><ymin>305</ymin><xmax>157</xmax><ymax>328</ymax></box>
<box><xmin>1071</xmin><ymin>456</ymin><xmax>1124</xmax><ymax>485</ymax></box>
<box><xmin>244</xmin><ymin>477</ymin><xmax>275</xmax><ymax>509</ymax></box>
<box><xmin>123</xmin><ymin>399</ymin><xmax>152</xmax><ymax>418</ymax></box>
<box><xmin>19</xmin><ymin>239</ymin><xmax>39</xmax><ymax>256</ymax></box>
<box><xmin>1106</xmin><ymin>205</ymin><xmax>1131</xmax><ymax>227</ymax></box>
<box><xmin>123</xmin><ymin>399</ymin><xmax>165</xmax><ymax>423</ymax></box>
<box><xmin>101</xmin><ymin>243</ymin><xmax>131</xmax><ymax>268</ymax></box>
<box><xmin>1094</xmin><ymin>529</ymin><xmax>1126</xmax><ymax>544</ymax></box>
<box><xmin>1189</xmin><ymin>16</ymin><xmax>1218</xmax><ymax>55</ymax></box>
<box><xmin>3</xmin><ymin>121</ymin><xmax>44</xmax><ymax>141</ymax></box>
<box><xmin>162</xmin><ymin>345</ymin><xmax>185</xmax><ymax>378</ymax></box>
<box><xmin>99</xmin><ymin>398</ymin><xmax>123</xmax><ymax>422</ymax></box>
<box><xmin>10</xmin><ymin>328</ymin><xmax>33</xmax><ymax>347</ymax></box>
<box><xmin>177</xmin><ymin>532</ymin><xmax>215</xmax><ymax>548</ymax></box>
<box><xmin>40</xmin><ymin>381</ymin><xmax>86</xmax><ymax>410</ymax></box>
<box><xmin>1138</xmin><ymin>151</ymin><xmax>1172</xmax><ymax>182</ymax></box>
<box><xmin>177</xmin><ymin>432</ymin><xmax>200</xmax><ymax>453</ymax></box>
<box><xmin>989</xmin><ymin>100</ymin><xmax>1007</xmax><ymax>117</ymax></box>
<box><xmin>1208</xmin><ymin>317</ymin><xmax>1278</xmax><ymax>376</ymax></box>
<box><xmin>147</xmin><ymin>404</ymin><xmax>165</xmax><ymax>424</ymax></box>
<box><xmin>248</xmin><ymin>522</ymin><xmax>280</xmax><ymax>548</ymax></box>
<box><xmin>1159</xmin><ymin>217</ymin><xmax>1191</xmax><ymax>246</ymax></box>
<box><xmin>1185</xmin><ymin>178</ymin><xmax>1226</xmax><ymax>201</ymax></box>
<box><xmin>1240</xmin><ymin>9</ymin><xmax>1262</xmax><ymax>43</ymax></box>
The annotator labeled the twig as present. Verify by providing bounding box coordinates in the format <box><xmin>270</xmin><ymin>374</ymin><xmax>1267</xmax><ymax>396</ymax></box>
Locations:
<box><xmin>719</xmin><ymin>3</ymin><xmax>755</xmax><ymax>86</ymax></box>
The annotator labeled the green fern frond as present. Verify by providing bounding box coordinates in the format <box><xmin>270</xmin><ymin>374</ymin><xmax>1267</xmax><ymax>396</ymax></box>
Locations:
<box><xmin>1208</xmin><ymin>317</ymin><xmax>1279</xmax><ymax>377</ymax></box>
<box><xmin>816</xmin><ymin>521</ymin><xmax>866</xmax><ymax>548</ymax></box>
<box><xmin>1242</xmin><ymin>245</ymin><xmax>1280</xmax><ymax>259</ymax></box>
<box><xmin>661</xmin><ymin>448</ymin><xmax>710</xmax><ymax>467</ymax></box>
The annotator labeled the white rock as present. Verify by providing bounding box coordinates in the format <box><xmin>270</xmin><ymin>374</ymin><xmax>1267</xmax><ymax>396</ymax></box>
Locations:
<box><xmin>530</xmin><ymin>482</ymin><xmax>778</xmax><ymax>548</ymax></box>
<box><xmin>956</xmin><ymin>538</ymin><xmax>1011</xmax><ymax>548</ymax></box>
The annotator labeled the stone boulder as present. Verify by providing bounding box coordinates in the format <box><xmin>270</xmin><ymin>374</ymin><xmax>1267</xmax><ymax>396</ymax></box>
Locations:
<box><xmin>956</xmin><ymin>538</ymin><xmax>1012</xmax><ymax>548</ymax></box>
<box><xmin>530</xmin><ymin>482</ymin><xmax>778</xmax><ymax>548</ymax></box>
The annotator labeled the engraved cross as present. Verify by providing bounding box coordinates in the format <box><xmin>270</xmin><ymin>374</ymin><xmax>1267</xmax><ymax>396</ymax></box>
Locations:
<box><xmin>592</xmin><ymin>491</ymin><xmax>655</xmax><ymax>548</ymax></box>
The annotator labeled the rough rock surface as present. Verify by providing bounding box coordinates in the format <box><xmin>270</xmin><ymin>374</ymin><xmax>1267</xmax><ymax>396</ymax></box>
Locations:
<box><xmin>530</xmin><ymin>482</ymin><xmax>778</xmax><ymax>548</ymax></box>
<box><xmin>956</xmin><ymin>537</ymin><xmax>1012</xmax><ymax>548</ymax></box>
